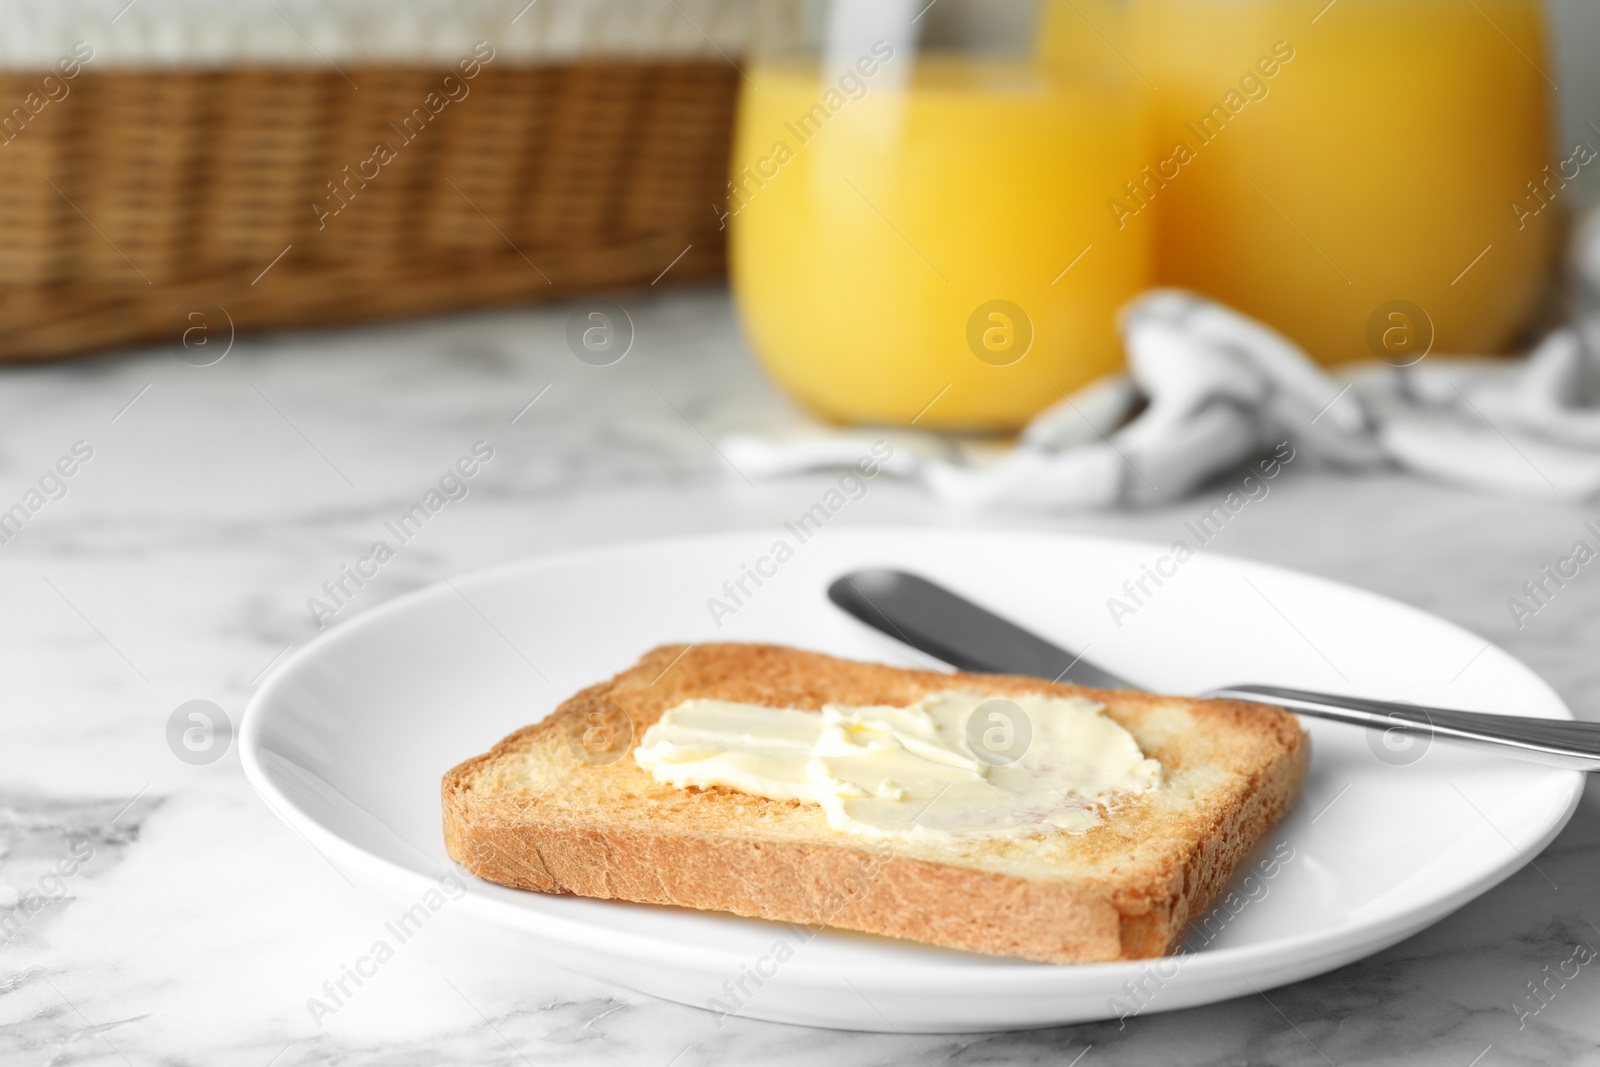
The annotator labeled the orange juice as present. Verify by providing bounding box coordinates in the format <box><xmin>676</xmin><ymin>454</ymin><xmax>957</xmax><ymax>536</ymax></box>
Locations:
<box><xmin>729</xmin><ymin>51</ymin><xmax>1148</xmax><ymax>430</ymax></box>
<box><xmin>1133</xmin><ymin>0</ymin><xmax>1557</xmax><ymax>362</ymax></box>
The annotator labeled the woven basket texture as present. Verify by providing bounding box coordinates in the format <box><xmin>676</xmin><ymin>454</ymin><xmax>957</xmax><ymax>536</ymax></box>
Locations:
<box><xmin>0</xmin><ymin>61</ymin><xmax>738</xmax><ymax>360</ymax></box>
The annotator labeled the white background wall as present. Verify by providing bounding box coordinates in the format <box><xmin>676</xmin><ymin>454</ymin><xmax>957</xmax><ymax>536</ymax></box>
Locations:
<box><xmin>1548</xmin><ymin>0</ymin><xmax>1600</xmax><ymax>201</ymax></box>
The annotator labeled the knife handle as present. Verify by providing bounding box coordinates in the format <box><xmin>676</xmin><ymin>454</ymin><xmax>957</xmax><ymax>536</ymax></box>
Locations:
<box><xmin>1210</xmin><ymin>685</ymin><xmax>1600</xmax><ymax>772</ymax></box>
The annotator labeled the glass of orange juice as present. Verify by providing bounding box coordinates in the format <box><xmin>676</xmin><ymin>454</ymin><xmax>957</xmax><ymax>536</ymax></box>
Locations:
<box><xmin>1129</xmin><ymin>0</ymin><xmax>1558</xmax><ymax>363</ymax></box>
<box><xmin>730</xmin><ymin>0</ymin><xmax>1150</xmax><ymax>431</ymax></box>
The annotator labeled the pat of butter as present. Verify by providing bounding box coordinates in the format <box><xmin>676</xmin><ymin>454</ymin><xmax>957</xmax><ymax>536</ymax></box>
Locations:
<box><xmin>633</xmin><ymin>692</ymin><xmax>1161</xmax><ymax>842</ymax></box>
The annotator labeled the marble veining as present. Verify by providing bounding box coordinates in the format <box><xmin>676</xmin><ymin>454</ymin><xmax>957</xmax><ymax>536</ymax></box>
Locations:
<box><xmin>1</xmin><ymin>286</ymin><xmax>1599</xmax><ymax>1065</ymax></box>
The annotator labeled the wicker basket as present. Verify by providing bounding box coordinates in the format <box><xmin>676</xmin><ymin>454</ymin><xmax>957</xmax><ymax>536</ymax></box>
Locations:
<box><xmin>0</xmin><ymin>60</ymin><xmax>739</xmax><ymax>361</ymax></box>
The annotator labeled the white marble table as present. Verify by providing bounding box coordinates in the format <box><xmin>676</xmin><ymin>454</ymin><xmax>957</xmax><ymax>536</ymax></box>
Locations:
<box><xmin>2</xmin><ymin>287</ymin><xmax>1597</xmax><ymax>1066</ymax></box>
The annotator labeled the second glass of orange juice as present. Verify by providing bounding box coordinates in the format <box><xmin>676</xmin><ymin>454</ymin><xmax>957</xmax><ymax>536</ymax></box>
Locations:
<box><xmin>730</xmin><ymin>1</ymin><xmax>1149</xmax><ymax>431</ymax></box>
<box><xmin>1132</xmin><ymin>0</ymin><xmax>1558</xmax><ymax>363</ymax></box>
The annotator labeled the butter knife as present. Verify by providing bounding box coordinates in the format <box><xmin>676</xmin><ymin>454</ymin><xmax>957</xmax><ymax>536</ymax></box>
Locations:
<box><xmin>827</xmin><ymin>569</ymin><xmax>1600</xmax><ymax>773</ymax></box>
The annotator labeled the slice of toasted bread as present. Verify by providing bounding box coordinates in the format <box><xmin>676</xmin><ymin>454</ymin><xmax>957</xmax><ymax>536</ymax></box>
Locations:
<box><xmin>442</xmin><ymin>643</ymin><xmax>1308</xmax><ymax>963</ymax></box>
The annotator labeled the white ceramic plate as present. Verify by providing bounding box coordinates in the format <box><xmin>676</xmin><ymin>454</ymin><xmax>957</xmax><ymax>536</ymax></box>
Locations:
<box><xmin>241</xmin><ymin>529</ymin><xmax>1583</xmax><ymax>1032</ymax></box>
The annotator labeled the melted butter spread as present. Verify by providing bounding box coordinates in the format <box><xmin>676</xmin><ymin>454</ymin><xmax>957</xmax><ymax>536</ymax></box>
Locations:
<box><xmin>633</xmin><ymin>692</ymin><xmax>1161</xmax><ymax>841</ymax></box>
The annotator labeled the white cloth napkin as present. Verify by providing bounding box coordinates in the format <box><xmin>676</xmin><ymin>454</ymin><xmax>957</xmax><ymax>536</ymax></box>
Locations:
<box><xmin>723</xmin><ymin>282</ymin><xmax>1600</xmax><ymax>509</ymax></box>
